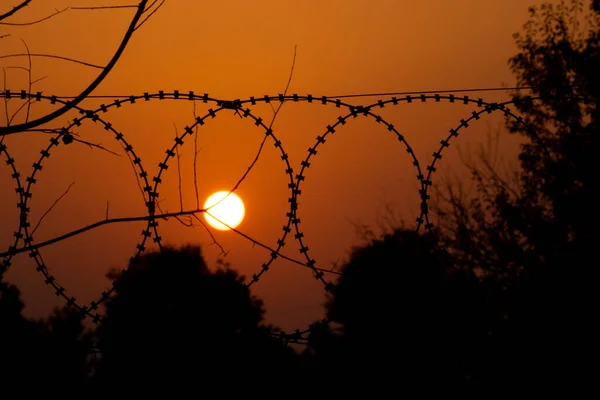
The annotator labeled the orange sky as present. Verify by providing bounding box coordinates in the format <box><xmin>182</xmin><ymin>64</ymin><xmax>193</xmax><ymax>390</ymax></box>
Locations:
<box><xmin>1</xmin><ymin>0</ymin><xmax>558</xmax><ymax>335</ymax></box>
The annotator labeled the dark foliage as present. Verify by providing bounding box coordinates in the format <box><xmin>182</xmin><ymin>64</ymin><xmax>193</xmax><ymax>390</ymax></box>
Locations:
<box><xmin>92</xmin><ymin>245</ymin><xmax>300</xmax><ymax>393</ymax></box>
<box><xmin>305</xmin><ymin>0</ymin><xmax>600</xmax><ymax>393</ymax></box>
<box><xmin>0</xmin><ymin>279</ymin><xmax>92</xmax><ymax>392</ymax></box>
<box><xmin>304</xmin><ymin>230</ymin><xmax>503</xmax><ymax>393</ymax></box>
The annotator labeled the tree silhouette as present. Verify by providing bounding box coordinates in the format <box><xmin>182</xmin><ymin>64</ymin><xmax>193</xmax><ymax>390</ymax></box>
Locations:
<box><xmin>304</xmin><ymin>229</ymin><xmax>500</xmax><ymax>393</ymax></box>
<box><xmin>431</xmin><ymin>0</ymin><xmax>600</xmax><ymax>390</ymax></box>
<box><xmin>92</xmin><ymin>244</ymin><xmax>300</xmax><ymax>393</ymax></box>
<box><xmin>308</xmin><ymin>0</ymin><xmax>600</xmax><ymax>393</ymax></box>
<box><xmin>0</xmin><ymin>278</ymin><xmax>92</xmax><ymax>391</ymax></box>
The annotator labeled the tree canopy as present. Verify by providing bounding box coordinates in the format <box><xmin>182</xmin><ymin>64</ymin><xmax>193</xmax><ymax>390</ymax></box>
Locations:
<box><xmin>93</xmin><ymin>244</ymin><xmax>300</xmax><ymax>392</ymax></box>
<box><xmin>307</xmin><ymin>0</ymin><xmax>600</xmax><ymax>392</ymax></box>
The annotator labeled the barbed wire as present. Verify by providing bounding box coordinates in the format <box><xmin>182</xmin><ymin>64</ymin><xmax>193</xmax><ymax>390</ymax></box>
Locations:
<box><xmin>0</xmin><ymin>88</ymin><xmax>560</xmax><ymax>344</ymax></box>
<box><xmin>0</xmin><ymin>85</ymin><xmax>534</xmax><ymax>101</ymax></box>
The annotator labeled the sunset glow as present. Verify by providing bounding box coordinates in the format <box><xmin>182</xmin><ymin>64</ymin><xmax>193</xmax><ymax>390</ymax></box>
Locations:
<box><xmin>203</xmin><ymin>191</ymin><xmax>245</xmax><ymax>231</ymax></box>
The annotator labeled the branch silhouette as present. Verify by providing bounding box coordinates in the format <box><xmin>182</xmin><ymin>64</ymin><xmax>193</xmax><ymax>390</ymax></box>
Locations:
<box><xmin>0</xmin><ymin>0</ymin><xmax>31</xmax><ymax>23</ymax></box>
<box><xmin>0</xmin><ymin>207</ymin><xmax>339</xmax><ymax>275</ymax></box>
<box><xmin>0</xmin><ymin>0</ymin><xmax>150</xmax><ymax>135</ymax></box>
<box><xmin>207</xmin><ymin>45</ymin><xmax>298</xmax><ymax>214</ymax></box>
<box><xmin>0</xmin><ymin>54</ymin><xmax>103</xmax><ymax>69</ymax></box>
<box><xmin>30</xmin><ymin>181</ymin><xmax>75</xmax><ymax>237</ymax></box>
<box><xmin>0</xmin><ymin>7</ymin><xmax>68</xmax><ymax>26</ymax></box>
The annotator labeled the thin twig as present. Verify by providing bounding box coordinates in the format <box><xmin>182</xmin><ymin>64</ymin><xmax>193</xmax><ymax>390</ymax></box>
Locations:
<box><xmin>193</xmin><ymin>213</ymin><xmax>340</xmax><ymax>275</ymax></box>
<box><xmin>142</xmin><ymin>0</ymin><xmax>161</xmax><ymax>14</ymax></box>
<box><xmin>209</xmin><ymin>45</ymin><xmax>298</xmax><ymax>212</ymax></box>
<box><xmin>71</xmin><ymin>5</ymin><xmax>139</xmax><ymax>10</ymax></box>
<box><xmin>21</xmin><ymin>39</ymin><xmax>32</xmax><ymax>123</ymax></box>
<box><xmin>31</xmin><ymin>182</ymin><xmax>75</xmax><ymax>237</ymax></box>
<box><xmin>122</xmin><ymin>143</ymin><xmax>147</xmax><ymax>204</ymax></box>
<box><xmin>0</xmin><ymin>7</ymin><xmax>69</xmax><ymax>26</ymax></box>
<box><xmin>7</xmin><ymin>88</ymin><xmax>30</xmax><ymax>126</ymax></box>
<box><xmin>20</xmin><ymin>127</ymin><xmax>61</xmax><ymax>134</ymax></box>
<box><xmin>72</xmin><ymin>137</ymin><xmax>121</xmax><ymax>156</ymax></box>
<box><xmin>171</xmin><ymin>109</ymin><xmax>226</xmax><ymax>252</ymax></box>
<box><xmin>2</xmin><ymin>67</ymin><xmax>9</xmax><ymax>128</ymax></box>
<box><xmin>192</xmin><ymin>214</ymin><xmax>228</xmax><ymax>256</ymax></box>
<box><xmin>192</xmin><ymin>101</ymin><xmax>201</xmax><ymax>209</ymax></box>
<box><xmin>174</xmin><ymin>124</ymin><xmax>184</xmax><ymax>212</ymax></box>
<box><xmin>0</xmin><ymin>53</ymin><xmax>103</xmax><ymax>69</ymax></box>
<box><xmin>185</xmin><ymin>102</ymin><xmax>227</xmax><ymax>254</ymax></box>
<box><xmin>175</xmin><ymin>215</ymin><xmax>193</xmax><ymax>227</ymax></box>
<box><xmin>4</xmin><ymin>66</ymin><xmax>32</xmax><ymax>125</ymax></box>
<box><xmin>166</xmin><ymin>205</ymin><xmax>193</xmax><ymax>226</ymax></box>
<box><xmin>31</xmin><ymin>75</ymin><xmax>46</xmax><ymax>85</ymax></box>
<box><xmin>134</xmin><ymin>0</ymin><xmax>164</xmax><ymax>31</ymax></box>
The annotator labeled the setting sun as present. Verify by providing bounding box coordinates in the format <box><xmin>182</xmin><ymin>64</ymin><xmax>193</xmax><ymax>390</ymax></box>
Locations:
<box><xmin>203</xmin><ymin>191</ymin><xmax>245</xmax><ymax>231</ymax></box>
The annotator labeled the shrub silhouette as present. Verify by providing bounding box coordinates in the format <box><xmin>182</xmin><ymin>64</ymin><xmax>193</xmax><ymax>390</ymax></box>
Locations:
<box><xmin>93</xmin><ymin>244</ymin><xmax>299</xmax><ymax>392</ymax></box>
<box><xmin>0</xmin><ymin>279</ymin><xmax>92</xmax><ymax>391</ymax></box>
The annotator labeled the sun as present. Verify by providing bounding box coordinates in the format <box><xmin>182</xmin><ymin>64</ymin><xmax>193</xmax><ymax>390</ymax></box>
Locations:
<box><xmin>203</xmin><ymin>191</ymin><xmax>245</xmax><ymax>231</ymax></box>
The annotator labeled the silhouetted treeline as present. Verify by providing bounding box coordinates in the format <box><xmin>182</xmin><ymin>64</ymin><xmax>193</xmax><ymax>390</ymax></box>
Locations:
<box><xmin>304</xmin><ymin>1</ymin><xmax>599</xmax><ymax>392</ymax></box>
<box><xmin>93</xmin><ymin>245</ymin><xmax>301</xmax><ymax>392</ymax></box>
<box><xmin>1</xmin><ymin>0</ymin><xmax>599</xmax><ymax>395</ymax></box>
<box><xmin>0</xmin><ymin>280</ymin><xmax>92</xmax><ymax>391</ymax></box>
<box><xmin>305</xmin><ymin>0</ymin><xmax>599</xmax><ymax>393</ymax></box>
<box><xmin>2</xmin><ymin>246</ymin><xmax>304</xmax><ymax>394</ymax></box>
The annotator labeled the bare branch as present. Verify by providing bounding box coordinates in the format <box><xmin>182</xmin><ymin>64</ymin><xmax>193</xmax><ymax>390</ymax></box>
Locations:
<box><xmin>194</xmin><ymin>212</ymin><xmax>340</xmax><ymax>276</ymax></box>
<box><xmin>3</xmin><ymin>208</ymin><xmax>205</xmax><ymax>258</ymax></box>
<box><xmin>174</xmin><ymin>124</ymin><xmax>184</xmax><ymax>212</ymax></box>
<box><xmin>1</xmin><ymin>0</ymin><xmax>149</xmax><ymax>136</ymax></box>
<box><xmin>0</xmin><ymin>53</ymin><xmax>103</xmax><ymax>69</ymax></box>
<box><xmin>1</xmin><ymin>204</ymin><xmax>340</xmax><ymax>276</ymax></box>
<box><xmin>0</xmin><ymin>7</ymin><xmax>68</xmax><ymax>26</ymax></box>
<box><xmin>72</xmin><ymin>137</ymin><xmax>121</xmax><ymax>157</ymax></box>
<box><xmin>142</xmin><ymin>0</ymin><xmax>162</xmax><ymax>14</ymax></box>
<box><xmin>30</xmin><ymin>182</ymin><xmax>75</xmax><ymax>237</ymax></box>
<box><xmin>71</xmin><ymin>5</ymin><xmax>139</xmax><ymax>11</ymax></box>
<box><xmin>30</xmin><ymin>75</ymin><xmax>46</xmax><ymax>85</ymax></box>
<box><xmin>21</xmin><ymin>39</ymin><xmax>32</xmax><ymax>123</ymax></box>
<box><xmin>6</xmin><ymin>85</ymin><xmax>31</xmax><ymax>125</ymax></box>
<box><xmin>192</xmin><ymin>214</ymin><xmax>228</xmax><ymax>256</ymax></box>
<box><xmin>19</xmin><ymin>127</ymin><xmax>61</xmax><ymax>134</ymax></box>
<box><xmin>192</xmin><ymin>101</ymin><xmax>201</xmax><ymax>209</ymax></box>
<box><xmin>134</xmin><ymin>0</ymin><xmax>165</xmax><ymax>31</ymax></box>
<box><xmin>122</xmin><ymin>142</ymin><xmax>148</xmax><ymax>204</ymax></box>
<box><xmin>209</xmin><ymin>45</ymin><xmax>298</xmax><ymax>212</ymax></box>
<box><xmin>4</xmin><ymin>40</ymin><xmax>44</xmax><ymax>126</ymax></box>
<box><xmin>2</xmin><ymin>68</ymin><xmax>9</xmax><ymax>128</ymax></box>
<box><xmin>0</xmin><ymin>0</ymin><xmax>31</xmax><ymax>23</ymax></box>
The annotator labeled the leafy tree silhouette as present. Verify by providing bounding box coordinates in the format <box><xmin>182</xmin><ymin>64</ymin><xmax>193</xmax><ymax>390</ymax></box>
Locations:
<box><xmin>304</xmin><ymin>229</ymin><xmax>498</xmax><ymax>393</ymax></box>
<box><xmin>92</xmin><ymin>244</ymin><xmax>301</xmax><ymax>393</ymax></box>
<box><xmin>430</xmin><ymin>0</ymin><xmax>599</xmax><ymax>391</ymax></box>
<box><xmin>0</xmin><ymin>278</ymin><xmax>93</xmax><ymax>391</ymax></box>
<box><xmin>308</xmin><ymin>0</ymin><xmax>600</xmax><ymax>393</ymax></box>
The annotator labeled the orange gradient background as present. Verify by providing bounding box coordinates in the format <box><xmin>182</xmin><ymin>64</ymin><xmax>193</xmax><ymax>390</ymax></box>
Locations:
<box><xmin>1</xmin><ymin>0</ymin><xmax>552</xmax><ymax>333</ymax></box>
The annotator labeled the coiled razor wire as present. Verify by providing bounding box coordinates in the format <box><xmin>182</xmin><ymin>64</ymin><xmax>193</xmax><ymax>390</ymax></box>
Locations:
<box><xmin>0</xmin><ymin>140</ymin><xmax>25</xmax><ymax>277</ymax></box>
<box><xmin>0</xmin><ymin>89</ymin><xmax>554</xmax><ymax>344</ymax></box>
